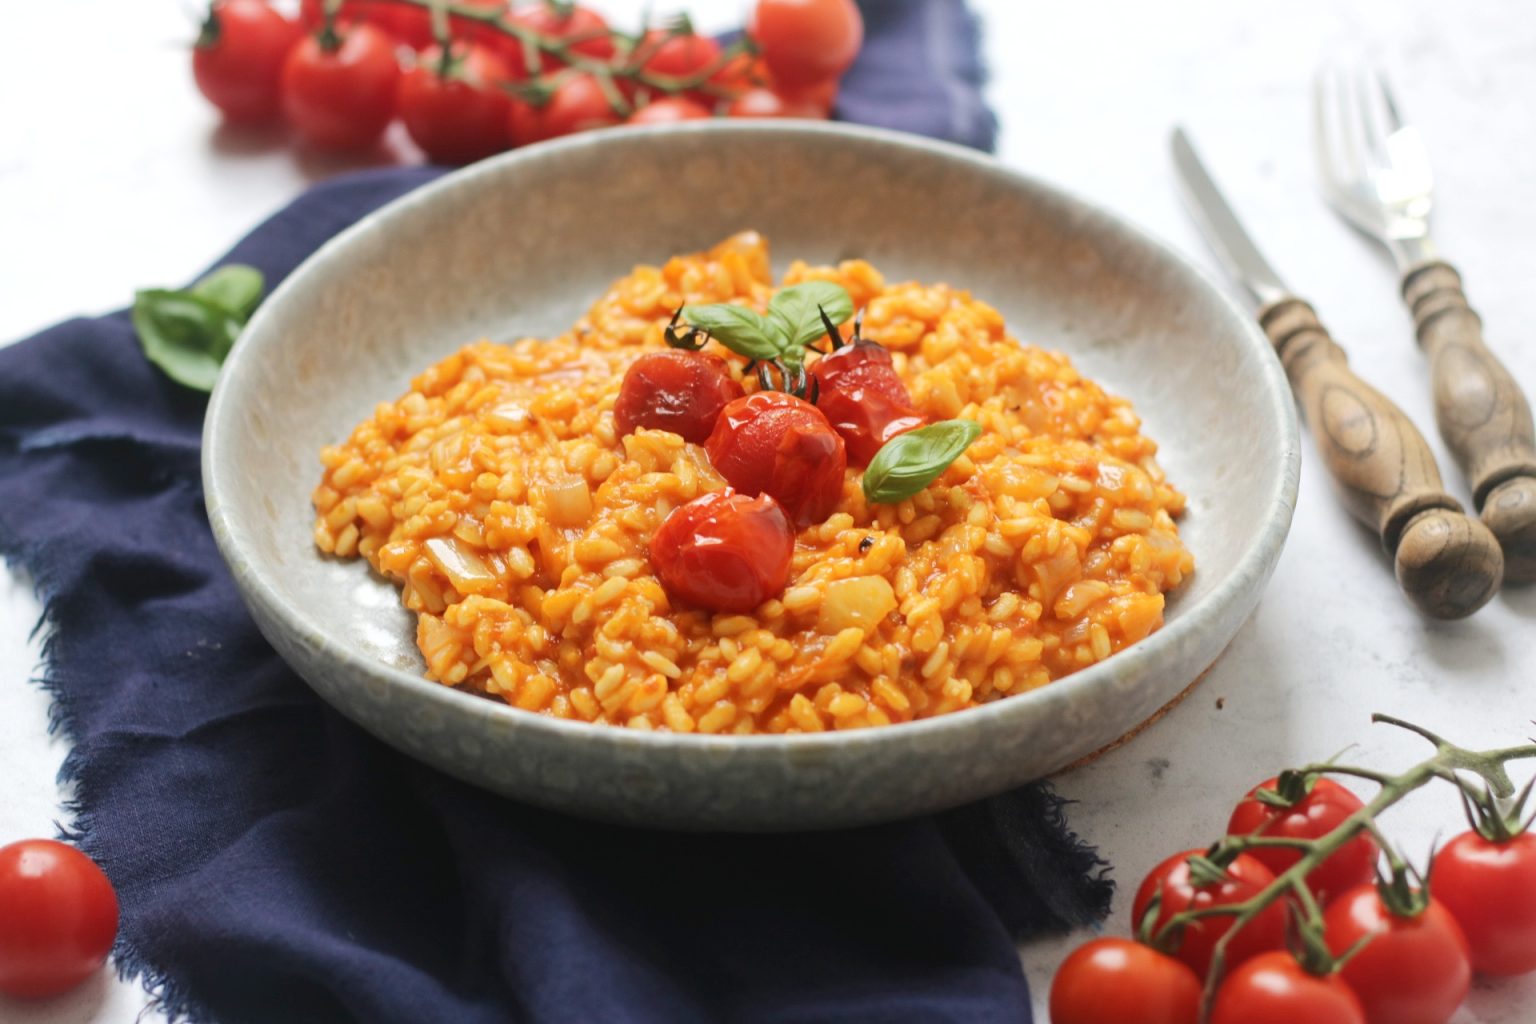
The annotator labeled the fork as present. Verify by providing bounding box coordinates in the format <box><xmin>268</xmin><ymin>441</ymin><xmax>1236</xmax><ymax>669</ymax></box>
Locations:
<box><xmin>1314</xmin><ymin>62</ymin><xmax>1536</xmax><ymax>581</ymax></box>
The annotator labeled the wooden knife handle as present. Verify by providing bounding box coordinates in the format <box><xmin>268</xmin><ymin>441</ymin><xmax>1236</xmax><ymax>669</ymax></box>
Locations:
<box><xmin>1261</xmin><ymin>297</ymin><xmax>1503</xmax><ymax>618</ymax></box>
<box><xmin>1403</xmin><ymin>261</ymin><xmax>1536</xmax><ymax>583</ymax></box>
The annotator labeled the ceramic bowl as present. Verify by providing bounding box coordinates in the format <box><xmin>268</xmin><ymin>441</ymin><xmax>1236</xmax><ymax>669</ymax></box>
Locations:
<box><xmin>204</xmin><ymin>121</ymin><xmax>1300</xmax><ymax>831</ymax></box>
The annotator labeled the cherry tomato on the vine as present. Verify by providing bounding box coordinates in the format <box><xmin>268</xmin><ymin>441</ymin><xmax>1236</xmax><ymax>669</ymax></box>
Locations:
<box><xmin>1323</xmin><ymin>883</ymin><xmax>1470</xmax><ymax>1024</ymax></box>
<box><xmin>282</xmin><ymin>23</ymin><xmax>402</xmax><ymax>150</ymax></box>
<box><xmin>398</xmin><ymin>44</ymin><xmax>514</xmax><ymax>165</ymax></box>
<box><xmin>635</xmin><ymin>29</ymin><xmax>722</xmax><ymax>79</ymax></box>
<box><xmin>705</xmin><ymin>390</ymin><xmax>847</xmax><ymax>526</ymax></box>
<box><xmin>1209</xmin><ymin>952</ymin><xmax>1365</xmax><ymax>1024</ymax></box>
<box><xmin>1432</xmin><ymin>830</ymin><xmax>1536</xmax><ymax>976</ymax></box>
<box><xmin>1131</xmin><ymin>848</ymin><xmax>1288</xmax><ymax>979</ymax></box>
<box><xmin>726</xmin><ymin>87</ymin><xmax>830</xmax><ymax>120</ymax></box>
<box><xmin>192</xmin><ymin>0</ymin><xmax>303</xmax><ymax>122</ymax></box>
<box><xmin>507</xmin><ymin>72</ymin><xmax>622</xmax><ymax>145</ymax></box>
<box><xmin>627</xmin><ymin>96</ymin><xmax>713</xmax><ymax>124</ymax></box>
<box><xmin>1048</xmin><ymin>938</ymin><xmax>1201</xmax><ymax>1024</ymax></box>
<box><xmin>1227</xmin><ymin>776</ymin><xmax>1379</xmax><ymax>904</ymax></box>
<box><xmin>614</xmin><ymin>350</ymin><xmax>743</xmax><ymax>442</ymax></box>
<box><xmin>0</xmin><ymin>839</ymin><xmax>120</xmax><ymax>999</ymax></box>
<box><xmin>811</xmin><ymin>341</ymin><xmax>925</xmax><ymax>466</ymax></box>
<box><xmin>649</xmin><ymin>489</ymin><xmax>794</xmax><ymax>613</ymax></box>
<box><xmin>749</xmin><ymin>0</ymin><xmax>863</xmax><ymax>92</ymax></box>
<box><xmin>505</xmin><ymin>2</ymin><xmax>616</xmax><ymax>71</ymax></box>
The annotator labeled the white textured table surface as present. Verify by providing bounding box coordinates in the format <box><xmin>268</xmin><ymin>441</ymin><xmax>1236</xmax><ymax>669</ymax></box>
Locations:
<box><xmin>3</xmin><ymin>1</ymin><xmax>1534</xmax><ymax>1021</ymax></box>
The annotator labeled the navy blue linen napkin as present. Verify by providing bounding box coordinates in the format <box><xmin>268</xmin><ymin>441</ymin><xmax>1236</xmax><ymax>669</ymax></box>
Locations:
<box><xmin>0</xmin><ymin>6</ymin><xmax>1100</xmax><ymax>1022</ymax></box>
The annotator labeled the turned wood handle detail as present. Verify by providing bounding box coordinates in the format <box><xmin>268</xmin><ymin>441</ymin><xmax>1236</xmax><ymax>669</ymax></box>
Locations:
<box><xmin>1403</xmin><ymin>261</ymin><xmax>1536</xmax><ymax>582</ymax></box>
<box><xmin>1261</xmin><ymin>297</ymin><xmax>1503</xmax><ymax>618</ymax></box>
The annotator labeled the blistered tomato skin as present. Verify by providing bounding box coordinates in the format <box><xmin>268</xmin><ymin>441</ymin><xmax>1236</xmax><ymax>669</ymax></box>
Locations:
<box><xmin>812</xmin><ymin>342</ymin><xmax>925</xmax><ymax>466</ymax></box>
<box><xmin>705</xmin><ymin>391</ymin><xmax>847</xmax><ymax>526</ymax></box>
<box><xmin>614</xmin><ymin>351</ymin><xmax>745</xmax><ymax>443</ymax></box>
<box><xmin>649</xmin><ymin>490</ymin><xmax>795</xmax><ymax>612</ymax></box>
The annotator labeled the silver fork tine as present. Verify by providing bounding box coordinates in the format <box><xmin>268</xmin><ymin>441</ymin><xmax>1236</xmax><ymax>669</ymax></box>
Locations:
<box><xmin>1372</xmin><ymin>69</ymin><xmax>1406</xmax><ymax>134</ymax></box>
<box><xmin>1354</xmin><ymin>66</ymin><xmax>1392</xmax><ymax>169</ymax></box>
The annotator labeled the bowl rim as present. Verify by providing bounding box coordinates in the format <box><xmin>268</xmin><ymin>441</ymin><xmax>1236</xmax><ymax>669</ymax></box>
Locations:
<box><xmin>203</xmin><ymin>119</ymin><xmax>1301</xmax><ymax>757</ymax></box>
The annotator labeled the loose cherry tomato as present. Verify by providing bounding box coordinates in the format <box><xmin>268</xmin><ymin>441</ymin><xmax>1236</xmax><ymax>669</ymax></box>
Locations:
<box><xmin>614</xmin><ymin>350</ymin><xmax>744</xmax><ymax>442</ymax></box>
<box><xmin>811</xmin><ymin>341</ymin><xmax>925</xmax><ymax>466</ymax></box>
<box><xmin>1323</xmin><ymin>883</ymin><xmax>1470</xmax><ymax>1024</ymax></box>
<box><xmin>0</xmin><ymin>839</ymin><xmax>120</xmax><ymax>999</ymax></box>
<box><xmin>192</xmin><ymin>0</ymin><xmax>303</xmax><ymax>122</ymax></box>
<box><xmin>627</xmin><ymin>96</ymin><xmax>713</xmax><ymax>125</ymax></box>
<box><xmin>507</xmin><ymin>72</ymin><xmax>621</xmax><ymax>145</ymax></box>
<box><xmin>1048</xmin><ymin>938</ymin><xmax>1201</xmax><ymax>1024</ymax></box>
<box><xmin>726</xmin><ymin>86</ymin><xmax>829</xmax><ymax>119</ymax></box>
<box><xmin>504</xmin><ymin>2</ymin><xmax>616</xmax><ymax>71</ymax></box>
<box><xmin>398</xmin><ymin>43</ymin><xmax>513</xmax><ymax>165</ymax></box>
<box><xmin>635</xmin><ymin>29</ymin><xmax>722</xmax><ymax>79</ymax></box>
<box><xmin>749</xmin><ymin>0</ymin><xmax>863</xmax><ymax>92</ymax></box>
<box><xmin>1131</xmin><ymin>849</ymin><xmax>1288</xmax><ymax>979</ymax></box>
<box><xmin>282</xmin><ymin>23</ymin><xmax>401</xmax><ymax>150</ymax></box>
<box><xmin>1433</xmin><ymin>831</ymin><xmax>1536</xmax><ymax>975</ymax></box>
<box><xmin>705</xmin><ymin>391</ymin><xmax>846</xmax><ymax>526</ymax></box>
<box><xmin>649</xmin><ymin>489</ymin><xmax>794</xmax><ymax>613</ymax></box>
<box><xmin>1227</xmin><ymin>777</ymin><xmax>1379</xmax><ymax>904</ymax></box>
<box><xmin>1210</xmin><ymin>952</ymin><xmax>1365</xmax><ymax>1024</ymax></box>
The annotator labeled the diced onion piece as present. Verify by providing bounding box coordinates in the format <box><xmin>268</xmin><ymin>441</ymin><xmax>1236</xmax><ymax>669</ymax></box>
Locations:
<box><xmin>536</xmin><ymin>472</ymin><xmax>593</xmax><ymax>527</ymax></box>
<box><xmin>817</xmin><ymin>576</ymin><xmax>897</xmax><ymax>634</ymax></box>
<box><xmin>424</xmin><ymin>536</ymin><xmax>497</xmax><ymax>594</ymax></box>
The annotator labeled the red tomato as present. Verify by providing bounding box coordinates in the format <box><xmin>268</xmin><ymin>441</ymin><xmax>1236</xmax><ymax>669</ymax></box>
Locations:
<box><xmin>707</xmin><ymin>52</ymin><xmax>768</xmax><ymax>97</ymax></box>
<box><xmin>635</xmin><ymin>29</ymin><xmax>722</xmax><ymax>78</ymax></box>
<box><xmin>505</xmin><ymin>2</ymin><xmax>615</xmax><ymax>71</ymax></box>
<box><xmin>614</xmin><ymin>350</ymin><xmax>744</xmax><ymax>442</ymax></box>
<box><xmin>705</xmin><ymin>391</ymin><xmax>847</xmax><ymax>526</ymax></box>
<box><xmin>298</xmin><ymin>0</ymin><xmax>465</xmax><ymax>50</ymax></box>
<box><xmin>447</xmin><ymin>0</ymin><xmax>509</xmax><ymax>54</ymax></box>
<box><xmin>811</xmin><ymin>341</ymin><xmax>925</xmax><ymax>466</ymax></box>
<box><xmin>1433</xmin><ymin>831</ymin><xmax>1536</xmax><ymax>976</ymax></box>
<box><xmin>749</xmin><ymin>0</ymin><xmax>863</xmax><ymax>91</ymax></box>
<box><xmin>627</xmin><ymin>97</ymin><xmax>713</xmax><ymax>125</ymax></box>
<box><xmin>298</xmin><ymin>0</ymin><xmax>368</xmax><ymax>30</ymax></box>
<box><xmin>1323</xmin><ymin>884</ymin><xmax>1470</xmax><ymax>1024</ymax></box>
<box><xmin>398</xmin><ymin>44</ymin><xmax>513</xmax><ymax>164</ymax></box>
<box><xmin>1048</xmin><ymin>938</ymin><xmax>1201</xmax><ymax>1024</ymax></box>
<box><xmin>0</xmin><ymin>840</ymin><xmax>120</xmax><ymax>999</ymax></box>
<box><xmin>507</xmin><ymin>72</ymin><xmax>621</xmax><ymax>145</ymax></box>
<box><xmin>1227</xmin><ymin>777</ymin><xmax>1378</xmax><ymax>904</ymax></box>
<box><xmin>192</xmin><ymin>0</ymin><xmax>304</xmax><ymax>122</ymax></box>
<box><xmin>1131</xmin><ymin>849</ymin><xmax>1288</xmax><ymax>979</ymax></box>
<box><xmin>282</xmin><ymin>24</ymin><xmax>401</xmax><ymax>149</ymax></box>
<box><xmin>726</xmin><ymin>86</ymin><xmax>829</xmax><ymax>119</ymax></box>
<box><xmin>649</xmin><ymin>489</ymin><xmax>794</xmax><ymax>612</ymax></box>
<box><xmin>1210</xmin><ymin>952</ymin><xmax>1365</xmax><ymax>1024</ymax></box>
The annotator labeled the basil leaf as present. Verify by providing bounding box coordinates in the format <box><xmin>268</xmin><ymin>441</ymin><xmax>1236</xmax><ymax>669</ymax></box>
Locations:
<box><xmin>191</xmin><ymin>264</ymin><xmax>265</xmax><ymax>321</ymax></box>
<box><xmin>862</xmin><ymin>419</ymin><xmax>983</xmax><ymax>504</ymax></box>
<box><xmin>131</xmin><ymin>289</ymin><xmax>243</xmax><ymax>392</ymax></box>
<box><xmin>680</xmin><ymin>303</ymin><xmax>781</xmax><ymax>361</ymax></box>
<box><xmin>766</xmin><ymin>281</ymin><xmax>853</xmax><ymax>356</ymax></box>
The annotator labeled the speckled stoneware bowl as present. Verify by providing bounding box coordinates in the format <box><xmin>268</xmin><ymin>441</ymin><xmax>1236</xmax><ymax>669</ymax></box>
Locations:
<box><xmin>204</xmin><ymin>121</ymin><xmax>1300</xmax><ymax>831</ymax></box>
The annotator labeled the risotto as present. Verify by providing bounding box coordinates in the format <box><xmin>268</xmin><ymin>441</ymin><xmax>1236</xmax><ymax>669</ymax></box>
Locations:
<box><xmin>312</xmin><ymin>233</ymin><xmax>1193</xmax><ymax>734</ymax></box>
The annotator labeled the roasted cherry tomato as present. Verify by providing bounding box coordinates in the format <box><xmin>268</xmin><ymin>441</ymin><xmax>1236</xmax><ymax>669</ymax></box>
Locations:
<box><xmin>398</xmin><ymin>44</ymin><xmax>514</xmax><ymax>164</ymax></box>
<box><xmin>705</xmin><ymin>391</ymin><xmax>846</xmax><ymax>526</ymax></box>
<box><xmin>649</xmin><ymin>489</ymin><xmax>794</xmax><ymax>612</ymax></box>
<box><xmin>726</xmin><ymin>86</ymin><xmax>830</xmax><ymax>119</ymax></box>
<box><xmin>1131</xmin><ymin>849</ymin><xmax>1288</xmax><ymax>980</ymax></box>
<box><xmin>749</xmin><ymin>0</ymin><xmax>863</xmax><ymax>91</ymax></box>
<box><xmin>1323</xmin><ymin>883</ymin><xmax>1470</xmax><ymax>1024</ymax></box>
<box><xmin>1210</xmin><ymin>952</ymin><xmax>1365</xmax><ymax>1024</ymax></box>
<box><xmin>1227</xmin><ymin>777</ymin><xmax>1378</xmax><ymax>904</ymax></box>
<box><xmin>0</xmin><ymin>839</ymin><xmax>120</xmax><ymax>999</ymax></box>
<box><xmin>811</xmin><ymin>341</ymin><xmax>925</xmax><ymax>466</ymax></box>
<box><xmin>507</xmin><ymin>72</ymin><xmax>622</xmax><ymax>145</ymax></box>
<box><xmin>614</xmin><ymin>350</ymin><xmax>744</xmax><ymax>442</ymax></box>
<box><xmin>627</xmin><ymin>96</ymin><xmax>713</xmax><ymax>125</ymax></box>
<box><xmin>1433</xmin><ymin>830</ymin><xmax>1536</xmax><ymax>975</ymax></box>
<box><xmin>1049</xmin><ymin>938</ymin><xmax>1201</xmax><ymax>1024</ymax></box>
<box><xmin>192</xmin><ymin>0</ymin><xmax>304</xmax><ymax>122</ymax></box>
<box><xmin>281</xmin><ymin>23</ymin><xmax>401</xmax><ymax>150</ymax></box>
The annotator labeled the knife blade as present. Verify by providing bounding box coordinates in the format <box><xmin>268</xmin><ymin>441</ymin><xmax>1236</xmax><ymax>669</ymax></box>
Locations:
<box><xmin>1169</xmin><ymin>127</ymin><xmax>1288</xmax><ymax>308</ymax></box>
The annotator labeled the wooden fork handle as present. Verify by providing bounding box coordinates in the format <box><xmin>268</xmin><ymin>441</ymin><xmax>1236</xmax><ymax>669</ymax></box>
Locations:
<box><xmin>1261</xmin><ymin>297</ymin><xmax>1503</xmax><ymax>617</ymax></box>
<box><xmin>1403</xmin><ymin>260</ymin><xmax>1536</xmax><ymax>582</ymax></box>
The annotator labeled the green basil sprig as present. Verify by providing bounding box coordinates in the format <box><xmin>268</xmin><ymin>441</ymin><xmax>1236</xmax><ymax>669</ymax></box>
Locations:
<box><xmin>132</xmin><ymin>264</ymin><xmax>265</xmax><ymax>392</ymax></box>
<box><xmin>681</xmin><ymin>281</ymin><xmax>853</xmax><ymax>367</ymax></box>
<box><xmin>862</xmin><ymin>419</ymin><xmax>983</xmax><ymax>504</ymax></box>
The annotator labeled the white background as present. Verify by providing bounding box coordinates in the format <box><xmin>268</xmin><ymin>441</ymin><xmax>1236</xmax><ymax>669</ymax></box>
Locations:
<box><xmin>2</xmin><ymin>1</ymin><xmax>1535</xmax><ymax>1021</ymax></box>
